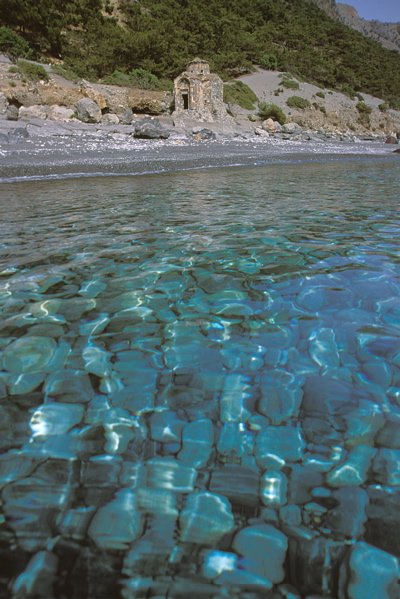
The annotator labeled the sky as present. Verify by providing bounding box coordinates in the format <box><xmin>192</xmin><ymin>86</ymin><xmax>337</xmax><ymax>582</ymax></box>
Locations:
<box><xmin>345</xmin><ymin>0</ymin><xmax>400</xmax><ymax>22</ymax></box>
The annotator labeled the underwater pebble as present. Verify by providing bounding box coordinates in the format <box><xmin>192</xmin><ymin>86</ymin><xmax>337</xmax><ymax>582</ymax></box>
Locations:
<box><xmin>44</xmin><ymin>369</ymin><xmax>94</xmax><ymax>403</ymax></box>
<box><xmin>210</xmin><ymin>465</ymin><xmax>260</xmax><ymax>507</ymax></box>
<box><xmin>220</xmin><ymin>373</ymin><xmax>252</xmax><ymax>422</ymax></box>
<box><xmin>326</xmin><ymin>445</ymin><xmax>376</xmax><ymax>487</ymax></box>
<box><xmin>30</xmin><ymin>403</ymin><xmax>84</xmax><ymax>437</ymax></box>
<box><xmin>260</xmin><ymin>471</ymin><xmax>287</xmax><ymax>507</ymax></box>
<box><xmin>88</xmin><ymin>488</ymin><xmax>142</xmax><ymax>550</ymax></box>
<box><xmin>202</xmin><ymin>550</ymin><xmax>238</xmax><ymax>579</ymax></box>
<box><xmin>178</xmin><ymin>418</ymin><xmax>214</xmax><ymax>468</ymax></box>
<box><xmin>372</xmin><ymin>449</ymin><xmax>400</xmax><ymax>486</ymax></box>
<box><xmin>233</xmin><ymin>523</ymin><xmax>288</xmax><ymax>584</ymax></box>
<box><xmin>146</xmin><ymin>457</ymin><xmax>197</xmax><ymax>493</ymax></box>
<box><xmin>2</xmin><ymin>336</ymin><xmax>57</xmax><ymax>374</ymax></box>
<box><xmin>325</xmin><ymin>487</ymin><xmax>369</xmax><ymax>539</ymax></box>
<box><xmin>343</xmin><ymin>542</ymin><xmax>399</xmax><ymax>599</ymax></box>
<box><xmin>256</xmin><ymin>425</ymin><xmax>305</xmax><ymax>468</ymax></box>
<box><xmin>179</xmin><ymin>491</ymin><xmax>234</xmax><ymax>544</ymax></box>
<box><xmin>258</xmin><ymin>369</ymin><xmax>303</xmax><ymax>425</ymax></box>
<box><xmin>149</xmin><ymin>410</ymin><xmax>184</xmax><ymax>443</ymax></box>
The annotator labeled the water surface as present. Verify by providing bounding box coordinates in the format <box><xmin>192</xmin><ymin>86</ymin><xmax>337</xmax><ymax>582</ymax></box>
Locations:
<box><xmin>0</xmin><ymin>158</ymin><xmax>399</xmax><ymax>598</ymax></box>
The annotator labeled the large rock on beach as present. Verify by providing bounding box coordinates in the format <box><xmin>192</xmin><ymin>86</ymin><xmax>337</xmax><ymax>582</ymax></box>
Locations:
<box><xmin>262</xmin><ymin>118</ymin><xmax>282</xmax><ymax>133</ymax></box>
<box><xmin>385</xmin><ymin>135</ymin><xmax>398</xmax><ymax>144</ymax></box>
<box><xmin>47</xmin><ymin>105</ymin><xmax>75</xmax><ymax>121</ymax></box>
<box><xmin>133</xmin><ymin>117</ymin><xmax>170</xmax><ymax>139</ymax></box>
<box><xmin>18</xmin><ymin>105</ymin><xmax>48</xmax><ymax>120</ymax></box>
<box><xmin>74</xmin><ymin>98</ymin><xmax>102</xmax><ymax>123</ymax></box>
<box><xmin>281</xmin><ymin>122</ymin><xmax>303</xmax><ymax>134</ymax></box>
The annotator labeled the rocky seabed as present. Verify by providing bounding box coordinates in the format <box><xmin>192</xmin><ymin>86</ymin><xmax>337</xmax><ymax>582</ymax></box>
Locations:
<box><xmin>0</xmin><ymin>240</ymin><xmax>399</xmax><ymax>599</ymax></box>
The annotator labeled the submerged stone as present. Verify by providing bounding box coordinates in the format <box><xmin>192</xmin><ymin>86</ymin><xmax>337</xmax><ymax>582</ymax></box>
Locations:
<box><xmin>256</xmin><ymin>426</ymin><xmax>305</xmax><ymax>468</ymax></box>
<box><xmin>44</xmin><ymin>369</ymin><xmax>94</xmax><ymax>402</ymax></box>
<box><xmin>259</xmin><ymin>369</ymin><xmax>303</xmax><ymax>425</ymax></box>
<box><xmin>2</xmin><ymin>336</ymin><xmax>57</xmax><ymax>374</ymax></box>
<box><xmin>202</xmin><ymin>550</ymin><xmax>238</xmax><ymax>579</ymax></box>
<box><xmin>88</xmin><ymin>489</ymin><xmax>142</xmax><ymax>550</ymax></box>
<box><xmin>233</xmin><ymin>523</ymin><xmax>288</xmax><ymax>584</ymax></box>
<box><xmin>179</xmin><ymin>492</ymin><xmax>234</xmax><ymax>544</ymax></box>
<box><xmin>178</xmin><ymin>418</ymin><xmax>214</xmax><ymax>468</ymax></box>
<box><xmin>342</xmin><ymin>542</ymin><xmax>399</xmax><ymax>599</ymax></box>
<box><xmin>260</xmin><ymin>470</ymin><xmax>287</xmax><ymax>507</ymax></box>
<box><xmin>30</xmin><ymin>403</ymin><xmax>84</xmax><ymax>437</ymax></box>
<box><xmin>210</xmin><ymin>465</ymin><xmax>260</xmax><ymax>507</ymax></box>
<box><xmin>220</xmin><ymin>373</ymin><xmax>252</xmax><ymax>422</ymax></box>
<box><xmin>326</xmin><ymin>445</ymin><xmax>376</xmax><ymax>487</ymax></box>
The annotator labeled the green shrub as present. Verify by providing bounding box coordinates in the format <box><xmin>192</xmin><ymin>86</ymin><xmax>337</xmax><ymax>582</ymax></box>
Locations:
<box><xmin>356</xmin><ymin>101</ymin><xmax>372</xmax><ymax>115</ymax></box>
<box><xmin>223</xmin><ymin>81</ymin><xmax>258</xmax><ymax>109</ymax></box>
<box><xmin>102</xmin><ymin>68</ymin><xmax>171</xmax><ymax>90</ymax></box>
<box><xmin>15</xmin><ymin>59</ymin><xmax>49</xmax><ymax>82</ymax></box>
<box><xmin>0</xmin><ymin>27</ymin><xmax>31</xmax><ymax>59</ymax></box>
<box><xmin>258</xmin><ymin>101</ymin><xmax>286</xmax><ymax>124</ymax></box>
<box><xmin>378</xmin><ymin>102</ymin><xmax>389</xmax><ymax>112</ymax></box>
<box><xmin>259</xmin><ymin>54</ymin><xmax>277</xmax><ymax>70</ymax></box>
<box><xmin>315</xmin><ymin>91</ymin><xmax>325</xmax><ymax>98</ymax></box>
<box><xmin>286</xmin><ymin>96</ymin><xmax>311</xmax><ymax>109</ymax></box>
<box><xmin>388</xmin><ymin>98</ymin><xmax>400</xmax><ymax>110</ymax></box>
<box><xmin>281</xmin><ymin>78</ymin><xmax>300</xmax><ymax>90</ymax></box>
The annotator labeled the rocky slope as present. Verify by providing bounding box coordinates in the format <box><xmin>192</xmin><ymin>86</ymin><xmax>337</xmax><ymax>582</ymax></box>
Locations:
<box><xmin>1</xmin><ymin>55</ymin><xmax>399</xmax><ymax>137</ymax></box>
<box><xmin>309</xmin><ymin>0</ymin><xmax>400</xmax><ymax>52</ymax></box>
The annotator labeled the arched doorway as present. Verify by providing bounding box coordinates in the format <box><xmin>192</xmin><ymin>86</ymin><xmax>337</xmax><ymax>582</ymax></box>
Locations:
<box><xmin>179</xmin><ymin>78</ymin><xmax>190</xmax><ymax>110</ymax></box>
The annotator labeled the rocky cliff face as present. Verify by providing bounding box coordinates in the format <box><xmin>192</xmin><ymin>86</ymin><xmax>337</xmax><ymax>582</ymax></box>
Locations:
<box><xmin>308</xmin><ymin>0</ymin><xmax>400</xmax><ymax>52</ymax></box>
<box><xmin>336</xmin><ymin>3</ymin><xmax>400</xmax><ymax>52</ymax></box>
<box><xmin>309</xmin><ymin>0</ymin><xmax>338</xmax><ymax>19</ymax></box>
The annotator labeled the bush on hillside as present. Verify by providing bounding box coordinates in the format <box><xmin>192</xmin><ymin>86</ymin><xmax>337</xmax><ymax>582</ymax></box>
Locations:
<box><xmin>356</xmin><ymin>101</ymin><xmax>372</xmax><ymax>114</ymax></box>
<box><xmin>281</xmin><ymin>77</ymin><xmax>300</xmax><ymax>90</ymax></box>
<box><xmin>258</xmin><ymin>101</ymin><xmax>286</xmax><ymax>124</ymax></box>
<box><xmin>102</xmin><ymin>68</ymin><xmax>172</xmax><ymax>90</ymax></box>
<box><xmin>0</xmin><ymin>26</ymin><xmax>31</xmax><ymax>59</ymax></box>
<box><xmin>259</xmin><ymin>54</ymin><xmax>278</xmax><ymax>70</ymax></box>
<box><xmin>223</xmin><ymin>81</ymin><xmax>258</xmax><ymax>109</ymax></box>
<box><xmin>286</xmin><ymin>96</ymin><xmax>311</xmax><ymax>109</ymax></box>
<box><xmin>15</xmin><ymin>59</ymin><xmax>49</xmax><ymax>81</ymax></box>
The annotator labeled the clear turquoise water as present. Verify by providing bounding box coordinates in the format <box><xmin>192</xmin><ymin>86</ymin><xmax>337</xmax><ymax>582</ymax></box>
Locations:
<box><xmin>0</xmin><ymin>158</ymin><xmax>399</xmax><ymax>598</ymax></box>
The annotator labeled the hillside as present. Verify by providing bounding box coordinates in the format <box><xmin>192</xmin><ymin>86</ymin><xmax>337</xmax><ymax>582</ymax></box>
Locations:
<box><xmin>0</xmin><ymin>0</ymin><xmax>399</xmax><ymax>105</ymax></box>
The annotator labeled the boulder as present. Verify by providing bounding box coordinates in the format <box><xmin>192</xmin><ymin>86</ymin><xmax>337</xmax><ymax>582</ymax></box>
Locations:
<box><xmin>47</xmin><ymin>105</ymin><xmax>75</xmax><ymax>121</ymax></box>
<box><xmin>192</xmin><ymin>127</ymin><xmax>216</xmax><ymax>141</ymax></box>
<box><xmin>101</xmin><ymin>113</ymin><xmax>120</xmax><ymax>125</ymax></box>
<box><xmin>118</xmin><ymin>109</ymin><xmax>134</xmax><ymax>125</ymax></box>
<box><xmin>262</xmin><ymin>118</ymin><xmax>281</xmax><ymax>133</ymax></box>
<box><xmin>281</xmin><ymin>122</ymin><xmax>303</xmax><ymax>134</ymax></box>
<box><xmin>18</xmin><ymin>105</ymin><xmax>48</xmax><ymax>120</ymax></box>
<box><xmin>0</xmin><ymin>92</ymin><xmax>8</xmax><ymax>115</ymax></box>
<box><xmin>74</xmin><ymin>98</ymin><xmax>101</xmax><ymax>123</ymax></box>
<box><xmin>6</xmin><ymin>105</ymin><xmax>19</xmax><ymax>121</ymax></box>
<box><xmin>254</xmin><ymin>127</ymin><xmax>269</xmax><ymax>137</ymax></box>
<box><xmin>385</xmin><ymin>135</ymin><xmax>398</xmax><ymax>144</ymax></box>
<box><xmin>133</xmin><ymin>118</ymin><xmax>170</xmax><ymax>139</ymax></box>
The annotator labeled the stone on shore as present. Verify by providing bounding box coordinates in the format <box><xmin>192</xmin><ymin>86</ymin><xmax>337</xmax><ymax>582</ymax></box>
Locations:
<box><xmin>47</xmin><ymin>105</ymin><xmax>75</xmax><ymax>121</ymax></box>
<box><xmin>74</xmin><ymin>98</ymin><xmax>102</xmax><ymax>123</ymax></box>
<box><xmin>18</xmin><ymin>105</ymin><xmax>49</xmax><ymax>120</ymax></box>
<box><xmin>133</xmin><ymin>117</ymin><xmax>170</xmax><ymax>139</ymax></box>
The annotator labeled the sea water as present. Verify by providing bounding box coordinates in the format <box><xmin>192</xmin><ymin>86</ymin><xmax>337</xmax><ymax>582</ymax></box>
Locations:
<box><xmin>0</xmin><ymin>156</ymin><xmax>399</xmax><ymax>598</ymax></box>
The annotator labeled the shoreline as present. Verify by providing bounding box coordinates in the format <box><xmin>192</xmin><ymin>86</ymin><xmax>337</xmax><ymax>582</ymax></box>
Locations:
<box><xmin>0</xmin><ymin>117</ymin><xmax>397</xmax><ymax>183</ymax></box>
